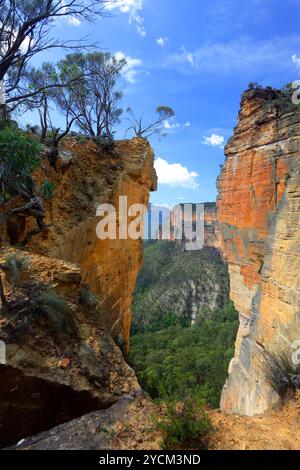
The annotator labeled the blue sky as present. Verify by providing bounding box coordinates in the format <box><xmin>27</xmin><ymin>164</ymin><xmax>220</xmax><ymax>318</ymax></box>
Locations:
<box><xmin>25</xmin><ymin>0</ymin><xmax>300</xmax><ymax>206</ymax></box>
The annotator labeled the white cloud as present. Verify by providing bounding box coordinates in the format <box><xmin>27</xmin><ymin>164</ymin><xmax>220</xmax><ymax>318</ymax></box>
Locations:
<box><xmin>60</xmin><ymin>1</ymin><xmax>81</xmax><ymax>25</ymax></box>
<box><xmin>68</xmin><ymin>16</ymin><xmax>81</xmax><ymax>26</ymax></box>
<box><xmin>292</xmin><ymin>54</ymin><xmax>300</xmax><ymax>68</ymax></box>
<box><xmin>156</xmin><ymin>37</ymin><xmax>168</xmax><ymax>47</ymax></box>
<box><xmin>163</xmin><ymin>120</ymin><xmax>180</xmax><ymax>130</ymax></box>
<box><xmin>177</xmin><ymin>46</ymin><xmax>194</xmax><ymax>66</ymax></box>
<box><xmin>20</xmin><ymin>35</ymin><xmax>33</xmax><ymax>53</ymax></box>
<box><xmin>203</xmin><ymin>134</ymin><xmax>225</xmax><ymax>148</ymax></box>
<box><xmin>162</xmin><ymin>120</ymin><xmax>191</xmax><ymax>133</ymax></box>
<box><xmin>115</xmin><ymin>51</ymin><xmax>143</xmax><ymax>83</ymax></box>
<box><xmin>168</xmin><ymin>36</ymin><xmax>300</xmax><ymax>75</ymax></box>
<box><xmin>106</xmin><ymin>0</ymin><xmax>146</xmax><ymax>36</ymax></box>
<box><xmin>154</xmin><ymin>158</ymin><xmax>199</xmax><ymax>189</ymax></box>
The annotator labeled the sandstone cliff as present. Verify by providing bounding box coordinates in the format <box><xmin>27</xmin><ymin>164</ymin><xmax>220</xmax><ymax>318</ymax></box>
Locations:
<box><xmin>0</xmin><ymin>138</ymin><xmax>156</xmax><ymax>447</ymax></box>
<box><xmin>217</xmin><ymin>89</ymin><xmax>300</xmax><ymax>415</ymax></box>
<box><xmin>5</xmin><ymin>138</ymin><xmax>156</xmax><ymax>348</ymax></box>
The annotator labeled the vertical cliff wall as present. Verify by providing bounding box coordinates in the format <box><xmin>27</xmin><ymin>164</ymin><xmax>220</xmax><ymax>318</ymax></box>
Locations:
<box><xmin>0</xmin><ymin>138</ymin><xmax>156</xmax><ymax>446</ymax></box>
<box><xmin>217</xmin><ymin>89</ymin><xmax>300</xmax><ymax>416</ymax></box>
<box><xmin>9</xmin><ymin>138</ymin><xmax>156</xmax><ymax>348</ymax></box>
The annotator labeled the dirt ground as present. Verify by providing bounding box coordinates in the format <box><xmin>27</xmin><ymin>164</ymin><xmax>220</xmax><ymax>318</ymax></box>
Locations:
<box><xmin>209</xmin><ymin>393</ymin><xmax>300</xmax><ymax>450</ymax></box>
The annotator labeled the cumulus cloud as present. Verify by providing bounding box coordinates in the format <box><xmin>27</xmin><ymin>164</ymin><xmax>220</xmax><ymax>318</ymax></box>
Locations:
<box><xmin>115</xmin><ymin>51</ymin><xmax>143</xmax><ymax>83</ymax></box>
<box><xmin>163</xmin><ymin>120</ymin><xmax>180</xmax><ymax>130</ymax></box>
<box><xmin>162</xmin><ymin>120</ymin><xmax>191</xmax><ymax>133</ymax></box>
<box><xmin>292</xmin><ymin>54</ymin><xmax>300</xmax><ymax>68</ymax></box>
<box><xmin>156</xmin><ymin>37</ymin><xmax>168</xmax><ymax>47</ymax></box>
<box><xmin>203</xmin><ymin>134</ymin><xmax>225</xmax><ymax>148</ymax></box>
<box><xmin>154</xmin><ymin>158</ymin><xmax>199</xmax><ymax>188</ymax></box>
<box><xmin>106</xmin><ymin>0</ymin><xmax>146</xmax><ymax>36</ymax></box>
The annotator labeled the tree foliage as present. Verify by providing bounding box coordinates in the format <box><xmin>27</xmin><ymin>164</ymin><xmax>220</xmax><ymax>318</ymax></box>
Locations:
<box><xmin>0</xmin><ymin>126</ymin><xmax>40</xmax><ymax>202</ymax></box>
<box><xmin>158</xmin><ymin>397</ymin><xmax>211</xmax><ymax>450</ymax></box>
<box><xmin>0</xmin><ymin>0</ymin><xmax>107</xmax><ymax>104</ymax></box>
<box><xmin>21</xmin><ymin>52</ymin><xmax>126</xmax><ymax>141</ymax></box>
<box><xmin>56</xmin><ymin>52</ymin><xmax>126</xmax><ymax>138</ymax></box>
<box><xmin>132</xmin><ymin>241</ymin><xmax>229</xmax><ymax>335</ymax></box>
<box><xmin>129</xmin><ymin>302</ymin><xmax>238</xmax><ymax>408</ymax></box>
<box><xmin>0</xmin><ymin>126</ymin><xmax>49</xmax><ymax>246</ymax></box>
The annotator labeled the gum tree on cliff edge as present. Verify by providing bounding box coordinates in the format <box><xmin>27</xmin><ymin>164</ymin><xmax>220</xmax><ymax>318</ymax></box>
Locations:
<box><xmin>54</xmin><ymin>52</ymin><xmax>126</xmax><ymax>138</ymax></box>
<box><xmin>0</xmin><ymin>0</ymin><xmax>107</xmax><ymax>113</ymax></box>
<box><xmin>18</xmin><ymin>52</ymin><xmax>126</xmax><ymax>164</ymax></box>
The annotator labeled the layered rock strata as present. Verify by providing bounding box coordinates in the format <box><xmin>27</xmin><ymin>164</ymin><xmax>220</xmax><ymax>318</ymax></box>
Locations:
<box><xmin>218</xmin><ymin>89</ymin><xmax>300</xmax><ymax>415</ymax></box>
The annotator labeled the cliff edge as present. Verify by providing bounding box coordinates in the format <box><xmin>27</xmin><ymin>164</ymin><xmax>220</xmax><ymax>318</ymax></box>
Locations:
<box><xmin>0</xmin><ymin>137</ymin><xmax>156</xmax><ymax>447</ymax></box>
<box><xmin>217</xmin><ymin>89</ymin><xmax>300</xmax><ymax>416</ymax></box>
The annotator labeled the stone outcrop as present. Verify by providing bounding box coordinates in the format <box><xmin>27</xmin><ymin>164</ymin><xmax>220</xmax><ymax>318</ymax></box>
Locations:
<box><xmin>6</xmin><ymin>138</ymin><xmax>156</xmax><ymax>348</ymax></box>
<box><xmin>0</xmin><ymin>248</ymin><xmax>140</xmax><ymax>447</ymax></box>
<box><xmin>0</xmin><ymin>137</ymin><xmax>156</xmax><ymax>447</ymax></box>
<box><xmin>11</xmin><ymin>395</ymin><xmax>161</xmax><ymax>450</ymax></box>
<box><xmin>217</xmin><ymin>89</ymin><xmax>300</xmax><ymax>415</ymax></box>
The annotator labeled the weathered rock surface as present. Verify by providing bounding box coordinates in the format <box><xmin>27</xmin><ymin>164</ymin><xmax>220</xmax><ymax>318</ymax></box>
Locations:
<box><xmin>11</xmin><ymin>395</ymin><xmax>161</xmax><ymax>450</ymax></box>
<box><xmin>218</xmin><ymin>89</ymin><xmax>300</xmax><ymax>415</ymax></box>
<box><xmin>0</xmin><ymin>248</ymin><xmax>140</xmax><ymax>447</ymax></box>
<box><xmin>11</xmin><ymin>389</ymin><xmax>300</xmax><ymax>451</ymax></box>
<box><xmin>0</xmin><ymin>138</ymin><xmax>156</xmax><ymax>447</ymax></box>
<box><xmin>31</xmin><ymin>138</ymin><xmax>156</xmax><ymax>348</ymax></box>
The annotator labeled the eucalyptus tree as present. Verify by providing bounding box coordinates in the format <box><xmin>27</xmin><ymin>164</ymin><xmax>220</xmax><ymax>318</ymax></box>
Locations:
<box><xmin>56</xmin><ymin>52</ymin><xmax>126</xmax><ymax>138</ymax></box>
<box><xmin>0</xmin><ymin>0</ymin><xmax>107</xmax><ymax>110</ymax></box>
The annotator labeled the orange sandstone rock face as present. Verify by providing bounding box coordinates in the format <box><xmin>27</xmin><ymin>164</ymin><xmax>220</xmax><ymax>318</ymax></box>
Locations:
<box><xmin>217</xmin><ymin>90</ymin><xmax>300</xmax><ymax>416</ymax></box>
<box><xmin>27</xmin><ymin>138</ymin><xmax>156</xmax><ymax>349</ymax></box>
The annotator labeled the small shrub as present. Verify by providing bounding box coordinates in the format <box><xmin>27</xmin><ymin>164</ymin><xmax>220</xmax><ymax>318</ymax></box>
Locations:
<box><xmin>35</xmin><ymin>289</ymin><xmax>79</xmax><ymax>335</ymax></box>
<box><xmin>0</xmin><ymin>127</ymin><xmax>41</xmax><ymax>201</ymax></box>
<box><xmin>94</xmin><ymin>132</ymin><xmax>116</xmax><ymax>152</ymax></box>
<box><xmin>40</xmin><ymin>180</ymin><xmax>55</xmax><ymax>199</ymax></box>
<box><xmin>1</xmin><ymin>253</ymin><xmax>30</xmax><ymax>288</ymax></box>
<box><xmin>158</xmin><ymin>397</ymin><xmax>211</xmax><ymax>450</ymax></box>
<box><xmin>266</xmin><ymin>350</ymin><xmax>300</xmax><ymax>398</ymax></box>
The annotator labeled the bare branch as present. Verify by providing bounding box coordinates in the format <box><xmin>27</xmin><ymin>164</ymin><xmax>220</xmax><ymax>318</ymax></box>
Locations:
<box><xmin>0</xmin><ymin>1</ymin><xmax>108</xmax><ymax>98</ymax></box>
